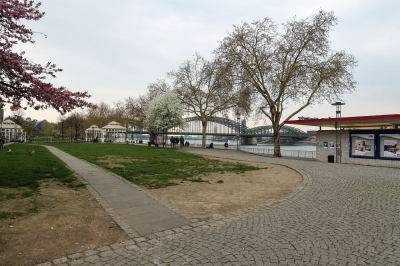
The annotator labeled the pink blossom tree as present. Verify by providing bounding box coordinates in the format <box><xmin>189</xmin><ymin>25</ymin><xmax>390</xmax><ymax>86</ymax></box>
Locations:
<box><xmin>0</xmin><ymin>0</ymin><xmax>95</xmax><ymax>113</ymax></box>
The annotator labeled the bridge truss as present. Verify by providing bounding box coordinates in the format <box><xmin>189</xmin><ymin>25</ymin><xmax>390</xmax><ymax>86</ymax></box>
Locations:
<box><xmin>130</xmin><ymin>116</ymin><xmax>308</xmax><ymax>139</ymax></box>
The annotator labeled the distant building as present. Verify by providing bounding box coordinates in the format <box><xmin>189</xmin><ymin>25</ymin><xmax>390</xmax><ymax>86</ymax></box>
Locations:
<box><xmin>0</xmin><ymin>119</ymin><xmax>25</xmax><ymax>142</ymax></box>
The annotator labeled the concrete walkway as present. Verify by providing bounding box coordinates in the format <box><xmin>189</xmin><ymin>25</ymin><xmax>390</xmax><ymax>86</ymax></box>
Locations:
<box><xmin>45</xmin><ymin>146</ymin><xmax>192</xmax><ymax>237</ymax></box>
<box><xmin>37</xmin><ymin>147</ymin><xmax>400</xmax><ymax>266</ymax></box>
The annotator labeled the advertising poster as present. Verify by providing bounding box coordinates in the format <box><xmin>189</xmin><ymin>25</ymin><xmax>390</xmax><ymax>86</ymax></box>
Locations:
<box><xmin>323</xmin><ymin>142</ymin><xmax>328</xmax><ymax>148</ymax></box>
<box><xmin>351</xmin><ymin>134</ymin><xmax>374</xmax><ymax>156</ymax></box>
<box><xmin>380</xmin><ymin>134</ymin><xmax>400</xmax><ymax>158</ymax></box>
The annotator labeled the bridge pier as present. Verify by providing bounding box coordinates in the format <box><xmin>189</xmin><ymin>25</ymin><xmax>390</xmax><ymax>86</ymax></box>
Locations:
<box><xmin>241</xmin><ymin>137</ymin><xmax>257</xmax><ymax>145</ymax></box>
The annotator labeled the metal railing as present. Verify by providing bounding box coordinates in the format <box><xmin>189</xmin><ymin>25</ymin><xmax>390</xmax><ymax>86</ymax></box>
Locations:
<box><xmin>210</xmin><ymin>143</ymin><xmax>316</xmax><ymax>159</ymax></box>
<box><xmin>240</xmin><ymin>147</ymin><xmax>316</xmax><ymax>159</ymax></box>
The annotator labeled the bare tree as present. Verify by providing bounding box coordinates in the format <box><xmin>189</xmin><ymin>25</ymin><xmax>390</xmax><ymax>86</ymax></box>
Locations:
<box><xmin>85</xmin><ymin>102</ymin><xmax>114</xmax><ymax>127</ymax></box>
<box><xmin>21</xmin><ymin>120</ymin><xmax>35</xmax><ymax>138</ymax></box>
<box><xmin>65</xmin><ymin>111</ymin><xmax>84</xmax><ymax>139</ymax></box>
<box><xmin>147</xmin><ymin>79</ymin><xmax>170</xmax><ymax>101</ymax></box>
<box><xmin>56</xmin><ymin>115</ymin><xmax>66</xmax><ymax>138</ymax></box>
<box><xmin>10</xmin><ymin>109</ymin><xmax>26</xmax><ymax>125</ymax></box>
<box><xmin>128</xmin><ymin>95</ymin><xmax>148</xmax><ymax>130</ymax></box>
<box><xmin>216</xmin><ymin>10</ymin><xmax>357</xmax><ymax>157</ymax></box>
<box><xmin>114</xmin><ymin>97</ymin><xmax>139</xmax><ymax>142</ymax></box>
<box><xmin>168</xmin><ymin>53</ymin><xmax>243</xmax><ymax>148</ymax></box>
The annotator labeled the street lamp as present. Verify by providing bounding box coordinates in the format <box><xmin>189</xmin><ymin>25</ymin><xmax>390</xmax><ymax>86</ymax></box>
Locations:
<box><xmin>236</xmin><ymin>110</ymin><xmax>240</xmax><ymax>150</ymax></box>
<box><xmin>331</xmin><ymin>101</ymin><xmax>345</xmax><ymax>163</ymax></box>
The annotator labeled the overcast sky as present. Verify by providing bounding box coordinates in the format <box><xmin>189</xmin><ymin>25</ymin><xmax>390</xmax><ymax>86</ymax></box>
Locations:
<box><xmin>5</xmin><ymin>0</ymin><xmax>400</xmax><ymax>131</ymax></box>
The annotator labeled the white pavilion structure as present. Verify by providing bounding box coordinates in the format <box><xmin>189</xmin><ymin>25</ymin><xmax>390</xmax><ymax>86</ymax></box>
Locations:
<box><xmin>0</xmin><ymin>119</ymin><xmax>25</xmax><ymax>142</ymax></box>
<box><xmin>101</xmin><ymin>121</ymin><xmax>126</xmax><ymax>142</ymax></box>
<box><xmin>84</xmin><ymin>121</ymin><xmax>126</xmax><ymax>142</ymax></box>
<box><xmin>84</xmin><ymin>125</ymin><xmax>102</xmax><ymax>142</ymax></box>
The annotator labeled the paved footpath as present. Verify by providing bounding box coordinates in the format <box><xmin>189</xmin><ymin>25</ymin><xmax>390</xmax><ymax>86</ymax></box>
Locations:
<box><xmin>44</xmin><ymin>146</ymin><xmax>193</xmax><ymax>238</ymax></box>
<box><xmin>37</xmin><ymin>148</ymin><xmax>400</xmax><ymax>266</ymax></box>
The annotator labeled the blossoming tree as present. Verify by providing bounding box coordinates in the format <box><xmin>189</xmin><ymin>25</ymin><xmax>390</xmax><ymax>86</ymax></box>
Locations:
<box><xmin>0</xmin><ymin>0</ymin><xmax>95</xmax><ymax>113</ymax></box>
<box><xmin>144</xmin><ymin>92</ymin><xmax>186</xmax><ymax>147</ymax></box>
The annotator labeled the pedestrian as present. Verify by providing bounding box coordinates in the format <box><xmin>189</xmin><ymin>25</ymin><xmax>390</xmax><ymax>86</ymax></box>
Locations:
<box><xmin>180</xmin><ymin>136</ymin><xmax>184</xmax><ymax>148</ymax></box>
<box><xmin>174</xmin><ymin>137</ymin><xmax>179</xmax><ymax>148</ymax></box>
<box><xmin>224</xmin><ymin>141</ymin><xmax>228</xmax><ymax>148</ymax></box>
<box><xmin>170</xmin><ymin>136</ymin><xmax>174</xmax><ymax>148</ymax></box>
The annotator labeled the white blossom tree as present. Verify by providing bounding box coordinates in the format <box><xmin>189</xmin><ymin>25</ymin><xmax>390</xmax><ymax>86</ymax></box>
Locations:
<box><xmin>143</xmin><ymin>92</ymin><xmax>186</xmax><ymax>147</ymax></box>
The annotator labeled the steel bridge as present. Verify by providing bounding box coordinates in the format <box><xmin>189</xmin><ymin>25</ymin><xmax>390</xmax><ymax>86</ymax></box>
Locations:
<box><xmin>130</xmin><ymin>116</ymin><xmax>308</xmax><ymax>139</ymax></box>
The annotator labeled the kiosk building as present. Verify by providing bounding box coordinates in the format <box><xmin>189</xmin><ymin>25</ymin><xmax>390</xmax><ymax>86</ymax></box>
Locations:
<box><xmin>285</xmin><ymin>114</ymin><xmax>400</xmax><ymax>168</ymax></box>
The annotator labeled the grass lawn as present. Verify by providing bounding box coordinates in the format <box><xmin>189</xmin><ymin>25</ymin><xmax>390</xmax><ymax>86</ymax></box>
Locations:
<box><xmin>0</xmin><ymin>143</ymin><xmax>82</xmax><ymax>220</ymax></box>
<box><xmin>43</xmin><ymin>142</ymin><xmax>260</xmax><ymax>189</ymax></box>
<box><xmin>0</xmin><ymin>142</ymin><xmax>260</xmax><ymax>220</ymax></box>
<box><xmin>0</xmin><ymin>144</ymin><xmax>75</xmax><ymax>189</ymax></box>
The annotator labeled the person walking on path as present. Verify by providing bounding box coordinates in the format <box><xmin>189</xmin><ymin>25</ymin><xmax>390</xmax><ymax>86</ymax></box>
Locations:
<box><xmin>180</xmin><ymin>136</ymin><xmax>184</xmax><ymax>148</ymax></box>
<box><xmin>170</xmin><ymin>136</ymin><xmax>174</xmax><ymax>148</ymax></box>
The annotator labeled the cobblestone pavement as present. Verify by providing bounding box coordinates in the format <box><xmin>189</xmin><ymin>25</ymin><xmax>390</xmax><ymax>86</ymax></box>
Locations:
<box><xmin>37</xmin><ymin>149</ymin><xmax>400</xmax><ymax>266</ymax></box>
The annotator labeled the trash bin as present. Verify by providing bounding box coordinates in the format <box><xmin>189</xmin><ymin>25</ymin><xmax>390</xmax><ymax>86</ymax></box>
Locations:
<box><xmin>328</xmin><ymin>154</ymin><xmax>334</xmax><ymax>163</ymax></box>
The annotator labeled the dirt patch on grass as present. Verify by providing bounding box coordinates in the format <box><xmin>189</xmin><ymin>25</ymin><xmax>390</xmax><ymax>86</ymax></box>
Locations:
<box><xmin>149</xmin><ymin>158</ymin><xmax>303</xmax><ymax>220</ymax></box>
<box><xmin>0</xmin><ymin>158</ymin><xmax>302</xmax><ymax>265</ymax></box>
<box><xmin>97</xmin><ymin>155</ymin><xmax>147</xmax><ymax>168</ymax></box>
<box><xmin>0</xmin><ymin>180</ymin><xmax>129</xmax><ymax>266</ymax></box>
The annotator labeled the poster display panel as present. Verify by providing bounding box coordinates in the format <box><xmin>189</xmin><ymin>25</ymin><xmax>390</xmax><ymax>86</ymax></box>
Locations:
<box><xmin>380</xmin><ymin>134</ymin><xmax>400</xmax><ymax>158</ymax></box>
<box><xmin>351</xmin><ymin>134</ymin><xmax>374</xmax><ymax>157</ymax></box>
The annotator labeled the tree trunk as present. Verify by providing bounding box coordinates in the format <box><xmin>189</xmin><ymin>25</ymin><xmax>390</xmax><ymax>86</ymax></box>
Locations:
<box><xmin>124</xmin><ymin>124</ymin><xmax>128</xmax><ymax>143</ymax></box>
<box><xmin>150</xmin><ymin>131</ymin><xmax>156</xmax><ymax>142</ymax></box>
<box><xmin>273</xmin><ymin>129</ymin><xmax>282</xmax><ymax>157</ymax></box>
<box><xmin>201</xmin><ymin>120</ymin><xmax>207</xmax><ymax>148</ymax></box>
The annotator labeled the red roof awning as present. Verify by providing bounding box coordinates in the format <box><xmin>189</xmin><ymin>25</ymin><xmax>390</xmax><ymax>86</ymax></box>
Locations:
<box><xmin>285</xmin><ymin>114</ymin><xmax>400</xmax><ymax>128</ymax></box>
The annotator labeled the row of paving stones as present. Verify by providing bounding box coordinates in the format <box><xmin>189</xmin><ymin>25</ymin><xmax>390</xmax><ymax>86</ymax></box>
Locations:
<box><xmin>37</xmin><ymin>148</ymin><xmax>400</xmax><ymax>265</ymax></box>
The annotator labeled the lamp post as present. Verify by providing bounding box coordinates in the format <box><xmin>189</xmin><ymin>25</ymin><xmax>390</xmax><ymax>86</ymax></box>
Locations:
<box><xmin>331</xmin><ymin>101</ymin><xmax>345</xmax><ymax>163</ymax></box>
<box><xmin>236</xmin><ymin>111</ymin><xmax>240</xmax><ymax>150</ymax></box>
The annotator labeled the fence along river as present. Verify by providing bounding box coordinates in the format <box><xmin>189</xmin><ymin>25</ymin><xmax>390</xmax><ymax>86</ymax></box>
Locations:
<box><xmin>187</xmin><ymin>139</ymin><xmax>316</xmax><ymax>159</ymax></box>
